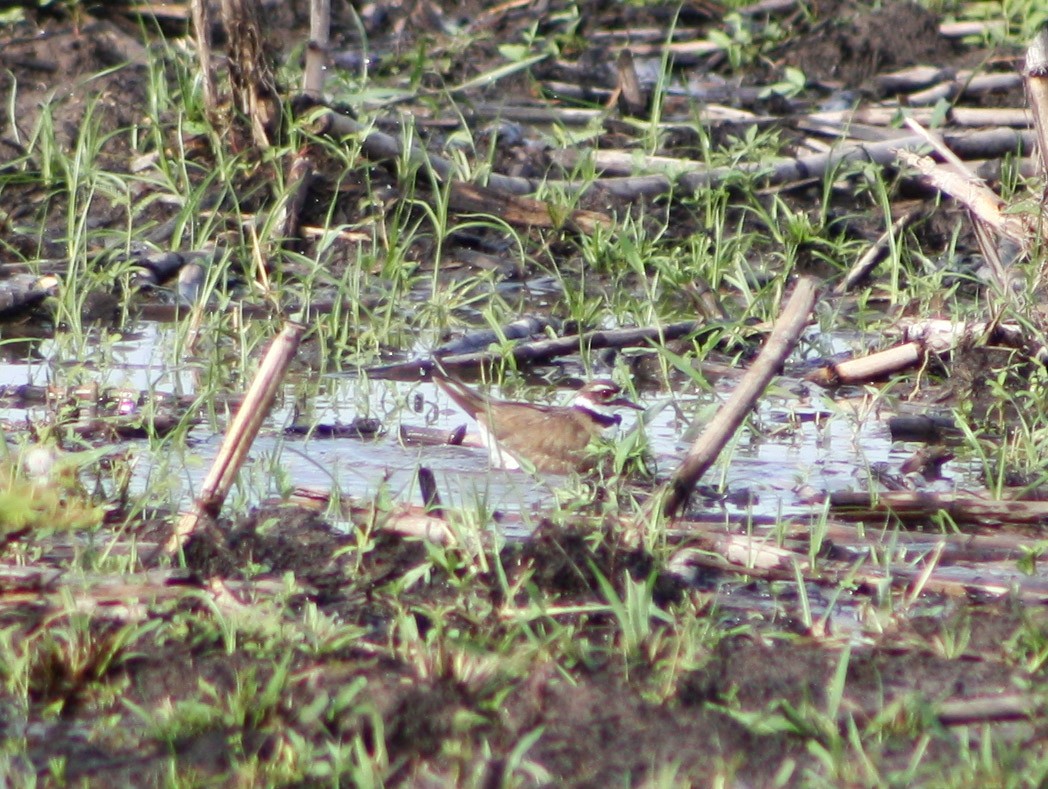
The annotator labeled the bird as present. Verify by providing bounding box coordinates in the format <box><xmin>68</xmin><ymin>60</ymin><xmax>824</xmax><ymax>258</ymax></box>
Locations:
<box><xmin>433</xmin><ymin>374</ymin><xmax>643</xmax><ymax>474</ymax></box>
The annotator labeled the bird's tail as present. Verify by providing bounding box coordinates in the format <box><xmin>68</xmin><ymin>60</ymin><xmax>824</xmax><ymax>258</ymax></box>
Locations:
<box><xmin>431</xmin><ymin>371</ymin><xmax>490</xmax><ymax>417</ymax></box>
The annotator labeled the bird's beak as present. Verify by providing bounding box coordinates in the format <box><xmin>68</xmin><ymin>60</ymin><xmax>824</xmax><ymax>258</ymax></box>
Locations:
<box><xmin>609</xmin><ymin>395</ymin><xmax>644</xmax><ymax>411</ymax></box>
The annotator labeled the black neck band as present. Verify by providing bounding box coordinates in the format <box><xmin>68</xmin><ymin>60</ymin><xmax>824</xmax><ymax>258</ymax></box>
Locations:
<box><xmin>574</xmin><ymin>406</ymin><xmax>621</xmax><ymax>427</ymax></box>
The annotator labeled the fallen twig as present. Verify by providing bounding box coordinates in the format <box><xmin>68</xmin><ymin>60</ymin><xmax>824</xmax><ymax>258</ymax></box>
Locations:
<box><xmin>318</xmin><ymin>109</ymin><xmax>610</xmax><ymax>231</ymax></box>
<box><xmin>808</xmin><ymin>106</ymin><xmax>1032</xmax><ymax>131</ymax></box>
<box><xmin>303</xmin><ymin>0</ymin><xmax>330</xmax><ymax>98</ymax></box>
<box><xmin>1026</xmin><ymin>27</ymin><xmax>1048</xmax><ymax>182</ymax></box>
<box><xmin>167</xmin><ymin>321</ymin><xmax>305</xmax><ymax>554</ymax></box>
<box><xmin>936</xmin><ymin>694</ymin><xmax>1044</xmax><ymax>725</ymax></box>
<box><xmin>896</xmin><ymin>119</ymin><xmax>1033</xmax><ymax>293</ymax></box>
<box><xmin>366</xmin><ymin>320</ymin><xmax>703</xmax><ymax>380</ymax></box>
<box><xmin>319</xmin><ymin>107</ymin><xmax>1034</xmax><ymax>204</ymax></box>
<box><xmin>806</xmin><ymin>342</ymin><xmax>925</xmax><ymax>387</ymax></box>
<box><xmin>806</xmin><ymin>319</ymin><xmax>1030</xmax><ymax>386</ymax></box>
<box><xmin>430</xmin><ymin>315</ymin><xmax>552</xmax><ymax>357</ymax></box>
<box><xmin>587</xmin><ymin>128</ymin><xmax>1036</xmax><ymax>202</ymax></box>
<box><xmin>907</xmin><ymin>72</ymin><xmax>1023</xmax><ymax>106</ymax></box>
<box><xmin>0</xmin><ymin>564</ymin><xmax>301</xmax><ymax>622</ymax></box>
<box><xmin>834</xmin><ymin>206</ymin><xmax>925</xmax><ymax>294</ymax></box>
<box><xmin>659</xmin><ymin>277</ymin><xmax>818</xmax><ymax>518</ymax></box>
<box><xmin>829</xmin><ymin>490</ymin><xmax>1048</xmax><ymax>527</ymax></box>
<box><xmin>670</xmin><ymin>537</ymin><xmax>1048</xmax><ymax>602</ymax></box>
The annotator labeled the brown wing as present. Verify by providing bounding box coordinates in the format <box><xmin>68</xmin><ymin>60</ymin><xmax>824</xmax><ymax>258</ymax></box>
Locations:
<box><xmin>486</xmin><ymin>404</ymin><xmax>605</xmax><ymax>474</ymax></box>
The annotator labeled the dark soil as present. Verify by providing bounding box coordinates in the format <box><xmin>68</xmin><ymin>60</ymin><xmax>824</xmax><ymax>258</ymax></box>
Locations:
<box><xmin>785</xmin><ymin>0</ymin><xmax>956</xmax><ymax>88</ymax></box>
<box><xmin>2</xmin><ymin>502</ymin><xmax>1043</xmax><ymax>786</ymax></box>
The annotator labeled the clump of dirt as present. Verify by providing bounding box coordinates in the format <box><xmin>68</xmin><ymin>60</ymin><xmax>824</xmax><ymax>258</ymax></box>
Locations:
<box><xmin>0</xmin><ymin>17</ymin><xmax>148</xmax><ymax>154</ymax></box>
<box><xmin>385</xmin><ymin>679</ymin><xmax>475</xmax><ymax>759</ymax></box>
<box><xmin>678</xmin><ymin>634</ymin><xmax>833</xmax><ymax>708</ymax></box>
<box><xmin>504</xmin><ymin>519</ymin><xmax>685</xmax><ymax>605</ymax></box>
<box><xmin>181</xmin><ymin>508</ymin><xmax>690</xmax><ymax>631</ymax></box>
<box><xmin>509</xmin><ymin>665</ymin><xmax>798</xmax><ymax>786</ymax></box>
<box><xmin>180</xmin><ymin>504</ymin><xmax>433</xmax><ymax>594</ymax></box>
<box><xmin>937</xmin><ymin>339</ymin><xmax>1033</xmax><ymax>426</ymax></box>
<box><xmin>785</xmin><ymin>0</ymin><xmax>955</xmax><ymax>88</ymax></box>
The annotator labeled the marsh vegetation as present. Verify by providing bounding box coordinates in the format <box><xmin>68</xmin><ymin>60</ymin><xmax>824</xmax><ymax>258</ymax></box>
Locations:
<box><xmin>2</xmin><ymin>0</ymin><xmax>1048</xmax><ymax>784</ymax></box>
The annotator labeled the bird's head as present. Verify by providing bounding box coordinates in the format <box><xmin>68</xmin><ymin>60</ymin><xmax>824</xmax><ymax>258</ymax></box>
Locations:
<box><xmin>572</xmin><ymin>381</ymin><xmax>643</xmax><ymax>420</ymax></box>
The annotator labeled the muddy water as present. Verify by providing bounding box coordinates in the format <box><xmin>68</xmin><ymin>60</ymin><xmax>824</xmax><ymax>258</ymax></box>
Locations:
<box><xmin>0</xmin><ymin>317</ymin><xmax>1014</xmax><ymax>644</ymax></box>
<box><xmin>0</xmin><ymin>319</ymin><xmax>983</xmax><ymax>533</ymax></box>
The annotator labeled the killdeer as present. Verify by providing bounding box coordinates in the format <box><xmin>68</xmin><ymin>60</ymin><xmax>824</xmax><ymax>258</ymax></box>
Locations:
<box><xmin>434</xmin><ymin>374</ymin><xmax>643</xmax><ymax>474</ymax></box>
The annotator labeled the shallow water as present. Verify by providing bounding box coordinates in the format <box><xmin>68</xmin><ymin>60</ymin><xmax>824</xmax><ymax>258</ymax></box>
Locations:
<box><xmin>0</xmin><ymin>318</ymin><xmax>984</xmax><ymax>533</ymax></box>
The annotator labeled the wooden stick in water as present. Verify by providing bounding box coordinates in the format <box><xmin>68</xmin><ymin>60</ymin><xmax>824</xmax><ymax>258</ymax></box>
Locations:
<box><xmin>166</xmin><ymin>321</ymin><xmax>305</xmax><ymax>554</ymax></box>
<box><xmin>658</xmin><ymin>277</ymin><xmax>818</xmax><ymax>519</ymax></box>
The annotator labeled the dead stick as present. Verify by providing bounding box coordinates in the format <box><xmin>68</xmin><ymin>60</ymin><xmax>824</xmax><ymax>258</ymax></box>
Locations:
<box><xmin>317</xmin><ymin>107</ymin><xmax>1033</xmax><ymax>202</ymax></box>
<box><xmin>829</xmin><ymin>490</ymin><xmax>1048</xmax><ymax>526</ymax></box>
<box><xmin>834</xmin><ymin>207</ymin><xmax>923</xmax><ymax>294</ymax></box>
<box><xmin>805</xmin><ymin>342</ymin><xmax>924</xmax><ymax>387</ymax></box>
<box><xmin>276</xmin><ymin>152</ymin><xmax>316</xmax><ymax>244</ymax></box>
<box><xmin>190</xmin><ymin>0</ymin><xmax>216</xmax><ymax>113</ymax></box>
<box><xmin>660</xmin><ymin>277</ymin><xmax>819</xmax><ymax>518</ymax></box>
<box><xmin>672</xmin><ymin>541</ymin><xmax>1044</xmax><ymax>601</ymax></box>
<box><xmin>366</xmin><ymin>321</ymin><xmax>703</xmax><ymax>380</ymax></box>
<box><xmin>303</xmin><ymin>0</ymin><xmax>331</xmax><ymax>97</ymax></box>
<box><xmin>166</xmin><ymin>321</ymin><xmax>305</xmax><ymax>554</ymax></box>
<box><xmin>936</xmin><ymin>694</ymin><xmax>1043</xmax><ymax>725</ymax></box>
<box><xmin>1026</xmin><ymin>28</ymin><xmax>1048</xmax><ymax>182</ymax></box>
